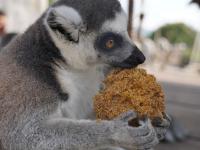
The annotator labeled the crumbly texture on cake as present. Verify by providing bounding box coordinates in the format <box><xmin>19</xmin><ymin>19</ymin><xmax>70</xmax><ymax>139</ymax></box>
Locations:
<box><xmin>94</xmin><ymin>68</ymin><xmax>165</xmax><ymax>120</ymax></box>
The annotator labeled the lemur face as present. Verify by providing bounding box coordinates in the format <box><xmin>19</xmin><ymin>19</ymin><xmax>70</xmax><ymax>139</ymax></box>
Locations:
<box><xmin>45</xmin><ymin>0</ymin><xmax>145</xmax><ymax>70</ymax></box>
<box><xmin>95</xmin><ymin>11</ymin><xmax>145</xmax><ymax>68</ymax></box>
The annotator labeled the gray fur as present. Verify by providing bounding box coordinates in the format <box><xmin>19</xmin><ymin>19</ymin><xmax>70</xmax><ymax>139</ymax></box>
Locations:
<box><xmin>52</xmin><ymin>0</ymin><xmax>122</xmax><ymax>31</ymax></box>
<box><xmin>0</xmin><ymin>0</ymin><xmax>169</xmax><ymax>149</ymax></box>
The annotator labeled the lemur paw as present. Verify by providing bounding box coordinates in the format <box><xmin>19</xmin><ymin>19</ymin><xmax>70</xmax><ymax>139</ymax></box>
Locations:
<box><xmin>152</xmin><ymin>113</ymin><xmax>171</xmax><ymax>140</ymax></box>
<box><xmin>108</xmin><ymin>111</ymin><xmax>159</xmax><ymax>150</ymax></box>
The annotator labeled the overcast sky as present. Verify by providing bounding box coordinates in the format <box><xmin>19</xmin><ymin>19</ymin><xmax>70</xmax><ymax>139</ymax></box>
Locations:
<box><xmin>119</xmin><ymin>0</ymin><xmax>200</xmax><ymax>32</ymax></box>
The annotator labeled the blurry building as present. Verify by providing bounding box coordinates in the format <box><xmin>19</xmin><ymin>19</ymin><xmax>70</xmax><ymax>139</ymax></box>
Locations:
<box><xmin>0</xmin><ymin>0</ymin><xmax>48</xmax><ymax>33</ymax></box>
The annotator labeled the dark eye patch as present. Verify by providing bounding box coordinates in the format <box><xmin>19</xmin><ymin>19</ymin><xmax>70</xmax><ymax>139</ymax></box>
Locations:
<box><xmin>95</xmin><ymin>32</ymin><xmax>123</xmax><ymax>52</ymax></box>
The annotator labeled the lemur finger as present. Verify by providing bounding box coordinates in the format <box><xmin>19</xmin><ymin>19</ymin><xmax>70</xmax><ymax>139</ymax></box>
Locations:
<box><xmin>155</xmin><ymin>127</ymin><xmax>168</xmax><ymax>140</ymax></box>
<box><xmin>121</xmin><ymin>130</ymin><xmax>158</xmax><ymax>150</ymax></box>
<box><xmin>137</xmin><ymin>131</ymin><xmax>159</xmax><ymax>149</ymax></box>
<box><xmin>137</xmin><ymin>138</ymin><xmax>159</xmax><ymax>150</ymax></box>
<box><xmin>163</xmin><ymin>113</ymin><xmax>171</xmax><ymax>122</ymax></box>
<box><xmin>127</xmin><ymin>125</ymin><xmax>149</xmax><ymax>137</ymax></box>
<box><xmin>133</xmin><ymin>120</ymin><xmax>157</xmax><ymax>145</ymax></box>
<box><xmin>126</xmin><ymin>119</ymin><xmax>153</xmax><ymax>137</ymax></box>
<box><xmin>114</xmin><ymin>111</ymin><xmax>137</xmax><ymax>122</ymax></box>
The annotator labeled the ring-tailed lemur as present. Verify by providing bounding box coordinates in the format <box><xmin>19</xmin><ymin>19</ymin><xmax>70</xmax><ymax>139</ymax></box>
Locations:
<box><xmin>0</xmin><ymin>0</ymin><xmax>170</xmax><ymax>149</ymax></box>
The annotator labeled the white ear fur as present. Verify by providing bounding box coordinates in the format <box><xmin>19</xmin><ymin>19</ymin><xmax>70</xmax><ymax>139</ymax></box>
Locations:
<box><xmin>47</xmin><ymin>6</ymin><xmax>87</xmax><ymax>42</ymax></box>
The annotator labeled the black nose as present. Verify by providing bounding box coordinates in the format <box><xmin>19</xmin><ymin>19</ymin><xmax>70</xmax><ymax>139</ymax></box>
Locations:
<box><xmin>111</xmin><ymin>46</ymin><xmax>146</xmax><ymax>69</ymax></box>
<box><xmin>133</xmin><ymin>47</ymin><xmax>146</xmax><ymax>64</ymax></box>
<box><xmin>121</xmin><ymin>47</ymin><xmax>146</xmax><ymax>68</ymax></box>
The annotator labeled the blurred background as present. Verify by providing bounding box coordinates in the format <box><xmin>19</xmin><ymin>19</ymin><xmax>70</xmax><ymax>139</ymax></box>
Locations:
<box><xmin>0</xmin><ymin>0</ymin><xmax>200</xmax><ymax>149</ymax></box>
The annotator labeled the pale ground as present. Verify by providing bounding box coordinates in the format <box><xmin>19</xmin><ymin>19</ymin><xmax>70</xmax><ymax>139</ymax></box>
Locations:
<box><xmin>144</xmin><ymin>64</ymin><xmax>200</xmax><ymax>87</ymax></box>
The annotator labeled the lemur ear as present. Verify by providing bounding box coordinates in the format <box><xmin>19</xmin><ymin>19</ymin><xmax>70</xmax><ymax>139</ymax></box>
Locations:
<box><xmin>47</xmin><ymin>6</ymin><xmax>87</xmax><ymax>43</ymax></box>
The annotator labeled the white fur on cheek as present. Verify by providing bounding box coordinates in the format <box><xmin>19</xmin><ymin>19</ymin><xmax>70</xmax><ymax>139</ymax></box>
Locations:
<box><xmin>60</xmin><ymin>34</ymin><xmax>98</xmax><ymax>70</ymax></box>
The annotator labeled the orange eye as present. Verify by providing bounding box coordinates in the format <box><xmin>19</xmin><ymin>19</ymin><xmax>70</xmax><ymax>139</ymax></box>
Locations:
<box><xmin>106</xmin><ymin>39</ymin><xmax>114</xmax><ymax>49</ymax></box>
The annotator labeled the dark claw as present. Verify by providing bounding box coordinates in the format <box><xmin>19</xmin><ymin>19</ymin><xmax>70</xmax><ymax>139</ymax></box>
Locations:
<box><xmin>152</xmin><ymin>113</ymin><xmax>171</xmax><ymax>128</ymax></box>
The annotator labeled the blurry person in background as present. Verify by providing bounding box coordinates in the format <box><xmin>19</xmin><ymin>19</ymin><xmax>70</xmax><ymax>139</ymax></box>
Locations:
<box><xmin>0</xmin><ymin>10</ymin><xmax>17</xmax><ymax>49</ymax></box>
<box><xmin>0</xmin><ymin>10</ymin><xmax>6</xmax><ymax>37</ymax></box>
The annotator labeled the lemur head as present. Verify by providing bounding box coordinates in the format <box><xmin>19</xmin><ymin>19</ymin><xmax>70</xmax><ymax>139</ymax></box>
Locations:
<box><xmin>45</xmin><ymin>0</ymin><xmax>145</xmax><ymax>70</ymax></box>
